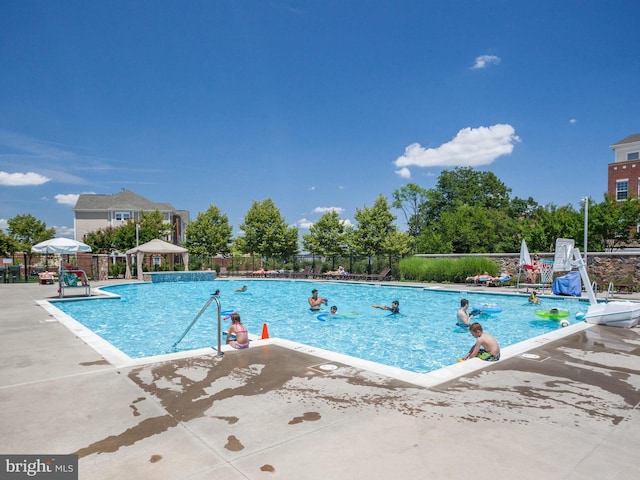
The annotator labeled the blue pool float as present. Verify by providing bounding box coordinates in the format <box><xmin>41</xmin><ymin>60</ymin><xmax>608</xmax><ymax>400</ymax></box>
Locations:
<box><xmin>472</xmin><ymin>303</ymin><xmax>502</xmax><ymax>314</ymax></box>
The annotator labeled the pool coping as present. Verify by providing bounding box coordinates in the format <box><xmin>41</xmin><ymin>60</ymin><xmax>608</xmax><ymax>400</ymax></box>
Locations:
<box><xmin>38</xmin><ymin>281</ymin><xmax>597</xmax><ymax>388</ymax></box>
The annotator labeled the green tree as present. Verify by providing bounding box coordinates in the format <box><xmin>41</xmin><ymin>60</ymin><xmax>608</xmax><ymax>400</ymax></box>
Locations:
<box><xmin>301</xmin><ymin>210</ymin><xmax>348</xmax><ymax>268</ymax></box>
<box><xmin>522</xmin><ymin>204</ymin><xmax>582</xmax><ymax>253</ymax></box>
<box><xmin>435</xmin><ymin>205</ymin><xmax>520</xmax><ymax>253</ymax></box>
<box><xmin>7</xmin><ymin>214</ymin><xmax>56</xmax><ymax>281</ymax></box>
<box><xmin>351</xmin><ymin>195</ymin><xmax>396</xmax><ymax>273</ymax></box>
<box><xmin>412</xmin><ymin>167</ymin><xmax>520</xmax><ymax>253</ymax></box>
<box><xmin>113</xmin><ymin>210</ymin><xmax>171</xmax><ymax>252</ymax></box>
<box><xmin>382</xmin><ymin>230</ymin><xmax>414</xmax><ymax>264</ymax></box>
<box><xmin>421</xmin><ymin>167</ymin><xmax>512</xmax><ymax>225</ymax></box>
<box><xmin>184</xmin><ymin>204</ymin><xmax>232</xmax><ymax>257</ymax></box>
<box><xmin>238</xmin><ymin>198</ymin><xmax>298</xmax><ymax>267</ymax></box>
<box><xmin>0</xmin><ymin>230</ymin><xmax>18</xmax><ymax>257</ymax></box>
<box><xmin>84</xmin><ymin>227</ymin><xmax>118</xmax><ymax>254</ymax></box>
<box><xmin>589</xmin><ymin>196</ymin><xmax>640</xmax><ymax>251</ymax></box>
<box><xmin>391</xmin><ymin>183</ymin><xmax>429</xmax><ymax>240</ymax></box>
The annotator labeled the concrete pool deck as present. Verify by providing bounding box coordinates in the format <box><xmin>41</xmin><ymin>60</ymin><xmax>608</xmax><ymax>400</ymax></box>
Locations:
<box><xmin>1</xmin><ymin>279</ymin><xmax>639</xmax><ymax>479</ymax></box>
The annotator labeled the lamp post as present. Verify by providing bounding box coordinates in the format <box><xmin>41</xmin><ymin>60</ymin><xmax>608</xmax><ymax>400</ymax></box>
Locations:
<box><xmin>136</xmin><ymin>223</ymin><xmax>140</xmax><ymax>247</ymax></box>
<box><xmin>581</xmin><ymin>196</ymin><xmax>589</xmax><ymax>265</ymax></box>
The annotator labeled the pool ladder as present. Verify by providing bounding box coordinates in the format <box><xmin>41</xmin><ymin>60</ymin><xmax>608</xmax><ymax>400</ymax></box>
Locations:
<box><xmin>605</xmin><ymin>281</ymin><xmax>615</xmax><ymax>303</ymax></box>
<box><xmin>172</xmin><ymin>292</ymin><xmax>224</xmax><ymax>357</ymax></box>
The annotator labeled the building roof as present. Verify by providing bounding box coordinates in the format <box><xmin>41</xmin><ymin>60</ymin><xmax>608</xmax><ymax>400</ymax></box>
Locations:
<box><xmin>74</xmin><ymin>190</ymin><xmax>175</xmax><ymax>212</ymax></box>
<box><xmin>611</xmin><ymin>134</ymin><xmax>640</xmax><ymax>148</ymax></box>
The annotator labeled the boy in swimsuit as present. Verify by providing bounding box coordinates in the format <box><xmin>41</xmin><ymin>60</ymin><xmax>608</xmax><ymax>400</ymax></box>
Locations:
<box><xmin>457</xmin><ymin>298</ymin><xmax>477</xmax><ymax>327</ymax></box>
<box><xmin>226</xmin><ymin>312</ymin><xmax>249</xmax><ymax>349</ymax></box>
<box><xmin>373</xmin><ymin>300</ymin><xmax>399</xmax><ymax>314</ymax></box>
<box><xmin>461</xmin><ymin>322</ymin><xmax>500</xmax><ymax>361</ymax></box>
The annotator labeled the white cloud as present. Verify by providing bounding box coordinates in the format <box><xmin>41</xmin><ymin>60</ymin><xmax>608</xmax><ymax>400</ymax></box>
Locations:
<box><xmin>296</xmin><ymin>218</ymin><xmax>314</xmax><ymax>229</ymax></box>
<box><xmin>0</xmin><ymin>171</ymin><xmax>51</xmax><ymax>186</ymax></box>
<box><xmin>340</xmin><ymin>218</ymin><xmax>353</xmax><ymax>228</ymax></box>
<box><xmin>54</xmin><ymin>225</ymin><xmax>75</xmax><ymax>238</ymax></box>
<box><xmin>55</xmin><ymin>193</ymin><xmax>80</xmax><ymax>206</ymax></box>
<box><xmin>569</xmin><ymin>118</ymin><xmax>577</xmax><ymax>124</ymax></box>
<box><xmin>0</xmin><ymin>218</ymin><xmax>8</xmax><ymax>232</ymax></box>
<box><xmin>296</xmin><ymin>216</ymin><xmax>352</xmax><ymax>230</ymax></box>
<box><xmin>471</xmin><ymin>55</ymin><xmax>501</xmax><ymax>69</ymax></box>
<box><xmin>313</xmin><ymin>206</ymin><xmax>345</xmax><ymax>214</ymax></box>
<box><xmin>394</xmin><ymin>124</ymin><xmax>520</xmax><ymax>177</ymax></box>
<box><xmin>395</xmin><ymin>167</ymin><xmax>411</xmax><ymax>179</ymax></box>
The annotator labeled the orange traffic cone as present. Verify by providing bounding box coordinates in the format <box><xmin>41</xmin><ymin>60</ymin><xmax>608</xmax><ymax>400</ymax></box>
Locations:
<box><xmin>261</xmin><ymin>323</ymin><xmax>269</xmax><ymax>339</ymax></box>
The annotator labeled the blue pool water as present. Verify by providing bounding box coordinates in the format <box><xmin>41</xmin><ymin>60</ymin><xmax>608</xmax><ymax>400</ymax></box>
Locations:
<box><xmin>52</xmin><ymin>280</ymin><xmax>588</xmax><ymax>374</ymax></box>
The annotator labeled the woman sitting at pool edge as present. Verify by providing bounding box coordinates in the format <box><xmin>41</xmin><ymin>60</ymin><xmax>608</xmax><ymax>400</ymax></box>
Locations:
<box><xmin>226</xmin><ymin>312</ymin><xmax>249</xmax><ymax>349</ymax></box>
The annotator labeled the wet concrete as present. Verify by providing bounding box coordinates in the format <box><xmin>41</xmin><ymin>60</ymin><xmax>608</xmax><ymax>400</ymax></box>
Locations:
<box><xmin>0</xmin><ymin>281</ymin><xmax>639</xmax><ymax>479</ymax></box>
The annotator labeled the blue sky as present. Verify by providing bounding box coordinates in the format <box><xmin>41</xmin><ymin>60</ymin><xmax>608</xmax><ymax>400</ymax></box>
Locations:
<box><xmin>1</xmin><ymin>0</ymin><xmax>639</xmax><ymax>238</ymax></box>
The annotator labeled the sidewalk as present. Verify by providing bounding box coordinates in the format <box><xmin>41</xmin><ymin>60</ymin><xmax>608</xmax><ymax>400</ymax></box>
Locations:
<box><xmin>0</xmin><ymin>281</ymin><xmax>639</xmax><ymax>479</ymax></box>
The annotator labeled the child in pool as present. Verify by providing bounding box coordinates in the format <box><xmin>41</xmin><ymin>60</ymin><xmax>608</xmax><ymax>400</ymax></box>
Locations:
<box><xmin>461</xmin><ymin>322</ymin><xmax>500</xmax><ymax>361</ymax></box>
<box><xmin>373</xmin><ymin>300</ymin><xmax>399</xmax><ymax>314</ymax></box>
<box><xmin>226</xmin><ymin>312</ymin><xmax>249</xmax><ymax>349</ymax></box>
<box><xmin>457</xmin><ymin>298</ymin><xmax>479</xmax><ymax>327</ymax></box>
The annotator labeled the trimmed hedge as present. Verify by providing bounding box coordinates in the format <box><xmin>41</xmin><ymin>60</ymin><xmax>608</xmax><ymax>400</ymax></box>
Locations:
<box><xmin>399</xmin><ymin>256</ymin><xmax>499</xmax><ymax>283</ymax></box>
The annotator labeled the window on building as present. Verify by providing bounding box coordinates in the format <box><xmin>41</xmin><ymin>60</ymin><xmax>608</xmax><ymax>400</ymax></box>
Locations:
<box><xmin>628</xmin><ymin>152</ymin><xmax>639</xmax><ymax>161</ymax></box>
<box><xmin>616</xmin><ymin>180</ymin><xmax>628</xmax><ymax>201</ymax></box>
<box><xmin>115</xmin><ymin>212</ymin><xmax>131</xmax><ymax>221</ymax></box>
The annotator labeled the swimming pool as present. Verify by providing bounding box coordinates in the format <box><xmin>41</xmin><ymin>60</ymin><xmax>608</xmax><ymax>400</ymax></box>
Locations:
<box><xmin>50</xmin><ymin>280</ymin><xmax>589</xmax><ymax>374</ymax></box>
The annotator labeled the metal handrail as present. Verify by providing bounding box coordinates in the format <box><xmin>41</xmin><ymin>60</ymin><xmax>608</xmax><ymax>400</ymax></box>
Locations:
<box><xmin>172</xmin><ymin>292</ymin><xmax>224</xmax><ymax>357</ymax></box>
<box><xmin>605</xmin><ymin>281</ymin><xmax>614</xmax><ymax>303</ymax></box>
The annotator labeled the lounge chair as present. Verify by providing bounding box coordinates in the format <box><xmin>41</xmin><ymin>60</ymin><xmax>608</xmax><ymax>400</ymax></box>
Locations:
<box><xmin>365</xmin><ymin>268</ymin><xmax>392</xmax><ymax>281</ymax></box>
<box><xmin>311</xmin><ymin>265</ymin><xmax>323</xmax><ymax>278</ymax></box>
<box><xmin>290</xmin><ymin>265</ymin><xmax>312</xmax><ymax>279</ymax></box>
<box><xmin>466</xmin><ymin>272</ymin><xmax>492</xmax><ymax>285</ymax></box>
<box><xmin>38</xmin><ymin>271</ymin><xmax>56</xmax><ymax>285</ymax></box>
<box><xmin>487</xmin><ymin>273</ymin><xmax>512</xmax><ymax>287</ymax></box>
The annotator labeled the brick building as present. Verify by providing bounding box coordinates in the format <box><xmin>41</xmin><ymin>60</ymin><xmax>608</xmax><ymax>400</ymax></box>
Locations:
<box><xmin>608</xmin><ymin>134</ymin><xmax>640</xmax><ymax>201</ymax></box>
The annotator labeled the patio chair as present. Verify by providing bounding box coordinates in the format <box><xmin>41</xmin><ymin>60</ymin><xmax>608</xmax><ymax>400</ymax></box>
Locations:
<box><xmin>311</xmin><ymin>265</ymin><xmax>323</xmax><ymax>278</ymax></box>
<box><xmin>365</xmin><ymin>268</ymin><xmax>392</xmax><ymax>281</ymax></box>
<box><xmin>487</xmin><ymin>273</ymin><xmax>513</xmax><ymax>287</ymax></box>
<box><xmin>290</xmin><ymin>265</ymin><xmax>312</xmax><ymax>279</ymax></box>
<box><xmin>38</xmin><ymin>271</ymin><xmax>56</xmax><ymax>285</ymax></box>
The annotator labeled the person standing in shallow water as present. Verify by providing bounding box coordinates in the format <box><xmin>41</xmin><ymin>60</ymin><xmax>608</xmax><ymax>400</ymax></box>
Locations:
<box><xmin>457</xmin><ymin>298</ymin><xmax>478</xmax><ymax>327</ymax></box>
<box><xmin>308</xmin><ymin>289</ymin><xmax>327</xmax><ymax>311</ymax></box>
